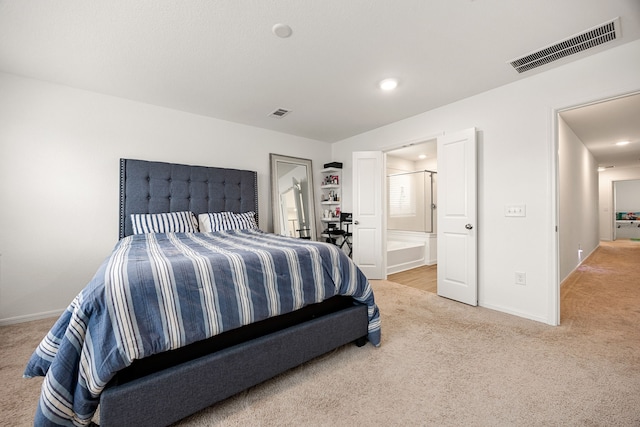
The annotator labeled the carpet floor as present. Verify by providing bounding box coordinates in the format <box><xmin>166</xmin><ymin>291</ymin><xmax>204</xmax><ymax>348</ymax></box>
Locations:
<box><xmin>1</xmin><ymin>240</ymin><xmax>639</xmax><ymax>426</ymax></box>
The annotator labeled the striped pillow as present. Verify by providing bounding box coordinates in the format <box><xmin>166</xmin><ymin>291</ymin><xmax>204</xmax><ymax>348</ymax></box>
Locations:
<box><xmin>198</xmin><ymin>211</ymin><xmax>258</xmax><ymax>232</ymax></box>
<box><xmin>131</xmin><ymin>211</ymin><xmax>198</xmax><ymax>234</ymax></box>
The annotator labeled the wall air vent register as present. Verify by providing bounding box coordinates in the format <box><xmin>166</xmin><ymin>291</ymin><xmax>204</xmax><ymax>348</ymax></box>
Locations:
<box><xmin>509</xmin><ymin>17</ymin><xmax>620</xmax><ymax>73</ymax></box>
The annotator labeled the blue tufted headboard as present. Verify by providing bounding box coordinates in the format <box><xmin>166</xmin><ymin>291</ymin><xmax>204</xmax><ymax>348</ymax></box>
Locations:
<box><xmin>119</xmin><ymin>158</ymin><xmax>258</xmax><ymax>239</ymax></box>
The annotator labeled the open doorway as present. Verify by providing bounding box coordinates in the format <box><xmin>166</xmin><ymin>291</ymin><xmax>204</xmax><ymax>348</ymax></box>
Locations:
<box><xmin>556</xmin><ymin>91</ymin><xmax>640</xmax><ymax>324</ymax></box>
<box><xmin>353</xmin><ymin>129</ymin><xmax>477</xmax><ymax>304</ymax></box>
<box><xmin>385</xmin><ymin>139</ymin><xmax>438</xmax><ymax>293</ymax></box>
<box><xmin>613</xmin><ymin>179</ymin><xmax>640</xmax><ymax>241</ymax></box>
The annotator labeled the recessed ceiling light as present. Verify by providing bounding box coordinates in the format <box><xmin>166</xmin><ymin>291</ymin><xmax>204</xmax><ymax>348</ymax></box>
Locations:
<box><xmin>615</xmin><ymin>141</ymin><xmax>630</xmax><ymax>146</ymax></box>
<box><xmin>418</xmin><ymin>154</ymin><xmax>427</xmax><ymax>159</ymax></box>
<box><xmin>272</xmin><ymin>23</ymin><xmax>292</xmax><ymax>38</ymax></box>
<box><xmin>379</xmin><ymin>78</ymin><xmax>398</xmax><ymax>91</ymax></box>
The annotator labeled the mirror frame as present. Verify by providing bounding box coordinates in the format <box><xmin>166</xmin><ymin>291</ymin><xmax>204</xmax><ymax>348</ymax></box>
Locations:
<box><xmin>270</xmin><ymin>154</ymin><xmax>317</xmax><ymax>240</ymax></box>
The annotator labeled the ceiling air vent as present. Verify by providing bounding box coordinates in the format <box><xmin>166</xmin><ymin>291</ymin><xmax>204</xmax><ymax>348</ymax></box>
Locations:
<box><xmin>508</xmin><ymin>17</ymin><xmax>620</xmax><ymax>73</ymax></box>
<box><xmin>269</xmin><ymin>108</ymin><xmax>291</xmax><ymax>118</ymax></box>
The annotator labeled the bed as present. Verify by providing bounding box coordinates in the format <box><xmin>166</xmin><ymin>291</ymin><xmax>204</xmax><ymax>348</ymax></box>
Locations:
<box><xmin>24</xmin><ymin>158</ymin><xmax>381</xmax><ymax>427</ymax></box>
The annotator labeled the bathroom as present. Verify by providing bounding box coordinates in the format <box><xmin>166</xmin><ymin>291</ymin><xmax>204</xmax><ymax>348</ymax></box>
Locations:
<box><xmin>386</xmin><ymin>140</ymin><xmax>437</xmax><ymax>275</ymax></box>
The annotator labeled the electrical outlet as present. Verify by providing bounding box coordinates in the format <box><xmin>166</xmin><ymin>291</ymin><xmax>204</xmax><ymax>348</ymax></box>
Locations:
<box><xmin>515</xmin><ymin>271</ymin><xmax>526</xmax><ymax>285</ymax></box>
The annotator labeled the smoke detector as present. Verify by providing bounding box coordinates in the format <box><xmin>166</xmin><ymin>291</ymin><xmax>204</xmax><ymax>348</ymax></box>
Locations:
<box><xmin>508</xmin><ymin>17</ymin><xmax>620</xmax><ymax>73</ymax></box>
<box><xmin>272</xmin><ymin>23</ymin><xmax>293</xmax><ymax>38</ymax></box>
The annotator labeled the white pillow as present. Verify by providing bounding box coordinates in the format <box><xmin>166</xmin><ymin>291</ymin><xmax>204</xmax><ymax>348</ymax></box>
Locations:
<box><xmin>198</xmin><ymin>211</ymin><xmax>258</xmax><ymax>232</ymax></box>
<box><xmin>131</xmin><ymin>211</ymin><xmax>198</xmax><ymax>234</ymax></box>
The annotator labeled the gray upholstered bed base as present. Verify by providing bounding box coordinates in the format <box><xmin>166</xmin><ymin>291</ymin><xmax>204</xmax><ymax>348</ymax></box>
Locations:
<box><xmin>103</xmin><ymin>159</ymin><xmax>369</xmax><ymax>426</ymax></box>
<box><xmin>100</xmin><ymin>304</ymin><xmax>368</xmax><ymax>427</ymax></box>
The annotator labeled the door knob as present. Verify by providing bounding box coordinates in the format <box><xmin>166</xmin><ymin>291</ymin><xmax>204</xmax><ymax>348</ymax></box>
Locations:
<box><xmin>354</xmin><ymin>220</ymin><xmax>359</xmax><ymax>225</ymax></box>
<box><xmin>465</xmin><ymin>224</ymin><xmax>473</xmax><ymax>230</ymax></box>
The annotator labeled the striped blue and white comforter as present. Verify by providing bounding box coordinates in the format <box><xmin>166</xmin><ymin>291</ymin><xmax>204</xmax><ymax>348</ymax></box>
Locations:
<box><xmin>24</xmin><ymin>229</ymin><xmax>381</xmax><ymax>427</ymax></box>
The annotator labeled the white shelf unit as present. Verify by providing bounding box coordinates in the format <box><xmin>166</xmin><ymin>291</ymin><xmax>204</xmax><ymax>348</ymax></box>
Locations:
<box><xmin>319</xmin><ymin>167</ymin><xmax>342</xmax><ymax>239</ymax></box>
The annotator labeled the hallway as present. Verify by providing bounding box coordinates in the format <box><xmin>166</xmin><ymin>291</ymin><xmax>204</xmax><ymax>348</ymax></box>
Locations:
<box><xmin>560</xmin><ymin>238</ymin><xmax>640</xmax><ymax>325</ymax></box>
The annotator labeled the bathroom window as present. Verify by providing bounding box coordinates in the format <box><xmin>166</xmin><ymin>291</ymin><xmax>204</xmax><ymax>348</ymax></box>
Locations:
<box><xmin>388</xmin><ymin>174</ymin><xmax>415</xmax><ymax>217</ymax></box>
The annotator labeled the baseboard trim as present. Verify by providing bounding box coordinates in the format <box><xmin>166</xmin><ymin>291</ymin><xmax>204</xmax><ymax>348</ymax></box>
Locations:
<box><xmin>0</xmin><ymin>309</ymin><xmax>63</xmax><ymax>326</ymax></box>
<box><xmin>560</xmin><ymin>244</ymin><xmax>599</xmax><ymax>288</ymax></box>
<box><xmin>387</xmin><ymin>259</ymin><xmax>426</xmax><ymax>275</ymax></box>
<box><xmin>479</xmin><ymin>301</ymin><xmax>548</xmax><ymax>324</ymax></box>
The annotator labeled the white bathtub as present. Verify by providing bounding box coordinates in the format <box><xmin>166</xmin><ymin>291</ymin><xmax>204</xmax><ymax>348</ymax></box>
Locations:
<box><xmin>387</xmin><ymin>231</ymin><xmax>437</xmax><ymax>275</ymax></box>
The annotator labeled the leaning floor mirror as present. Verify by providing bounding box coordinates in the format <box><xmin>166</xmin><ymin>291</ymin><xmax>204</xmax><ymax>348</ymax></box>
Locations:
<box><xmin>270</xmin><ymin>154</ymin><xmax>317</xmax><ymax>240</ymax></box>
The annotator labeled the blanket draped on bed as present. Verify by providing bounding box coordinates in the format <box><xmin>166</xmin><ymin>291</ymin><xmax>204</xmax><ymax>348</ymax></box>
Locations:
<box><xmin>24</xmin><ymin>230</ymin><xmax>381</xmax><ymax>427</ymax></box>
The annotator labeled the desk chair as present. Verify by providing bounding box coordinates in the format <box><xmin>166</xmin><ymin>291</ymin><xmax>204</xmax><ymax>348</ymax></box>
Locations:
<box><xmin>339</xmin><ymin>212</ymin><xmax>353</xmax><ymax>257</ymax></box>
<box><xmin>324</xmin><ymin>223</ymin><xmax>344</xmax><ymax>245</ymax></box>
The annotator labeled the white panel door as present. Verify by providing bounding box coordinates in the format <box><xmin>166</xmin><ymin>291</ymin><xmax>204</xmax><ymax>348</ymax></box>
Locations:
<box><xmin>352</xmin><ymin>151</ymin><xmax>385</xmax><ymax>279</ymax></box>
<box><xmin>437</xmin><ymin>128</ymin><xmax>478</xmax><ymax>306</ymax></box>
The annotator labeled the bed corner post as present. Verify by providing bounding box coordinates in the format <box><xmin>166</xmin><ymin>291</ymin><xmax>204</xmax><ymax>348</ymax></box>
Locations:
<box><xmin>119</xmin><ymin>159</ymin><xmax>126</xmax><ymax>240</ymax></box>
<box><xmin>254</xmin><ymin>172</ymin><xmax>259</xmax><ymax>224</ymax></box>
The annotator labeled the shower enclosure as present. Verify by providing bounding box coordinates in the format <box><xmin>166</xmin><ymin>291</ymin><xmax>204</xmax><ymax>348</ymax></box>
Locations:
<box><xmin>388</xmin><ymin>170</ymin><xmax>436</xmax><ymax>233</ymax></box>
<box><xmin>387</xmin><ymin>170</ymin><xmax>437</xmax><ymax>274</ymax></box>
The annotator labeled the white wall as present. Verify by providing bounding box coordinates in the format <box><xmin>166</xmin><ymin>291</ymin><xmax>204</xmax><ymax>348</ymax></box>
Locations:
<box><xmin>0</xmin><ymin>72</ymin><xmax>331</xmax><ymax>324</ymax></box>
<box><xmin>599</xmin><ymin>168</ymin><xmax>640</xmax><ymax>240</ymax></box>
<box><xmin>558</xmin><ymin>117</ymin><xmax>599</xmax><ymax>282</ymax></box>
<box><xmin>614</xmin><ymin>180</ymin><xmax>640</xmax><ymax>212</ymax></box>
<box><xmin>333</xmin><ymin>39</ymin><xmax>640</xmax><ymax>324</ymax></box>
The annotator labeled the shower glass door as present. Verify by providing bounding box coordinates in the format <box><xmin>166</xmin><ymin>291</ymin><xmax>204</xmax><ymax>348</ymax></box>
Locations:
<box><xmin>387</xmin><ymin>170</ymin><xmax>436</xmax><ymax>233</ymax></box>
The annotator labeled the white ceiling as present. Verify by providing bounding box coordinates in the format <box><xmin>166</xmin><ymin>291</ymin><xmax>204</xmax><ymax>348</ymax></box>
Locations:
<box><xmin>1</xmin><ymin>0</ymin><xmax>639</xmax><ymax>149</ymax></box>
<box><xmin>560</xmin><ymin>93</ymin><xmax>640</xmax><ymax>170</ymax></box>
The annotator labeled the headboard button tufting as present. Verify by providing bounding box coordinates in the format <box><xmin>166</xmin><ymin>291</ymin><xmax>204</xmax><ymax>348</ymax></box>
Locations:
<box><xmin>120</xmin><ymin>159</ymin><xmax>257</xmax><ymax>239</ymax></box>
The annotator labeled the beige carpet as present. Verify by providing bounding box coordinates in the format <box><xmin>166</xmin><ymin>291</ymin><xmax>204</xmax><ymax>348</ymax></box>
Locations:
<box><xmin>2</xmin><ymin>240</ymin><xmax>639</xmax><ymax>426</ymax></box>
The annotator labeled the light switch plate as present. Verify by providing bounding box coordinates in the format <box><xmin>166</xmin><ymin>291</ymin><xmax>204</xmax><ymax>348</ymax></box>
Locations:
<box><xmin>505</xmin><ymin>205</ymin><xmax>526</xmax><ymax>217</ymax></box>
